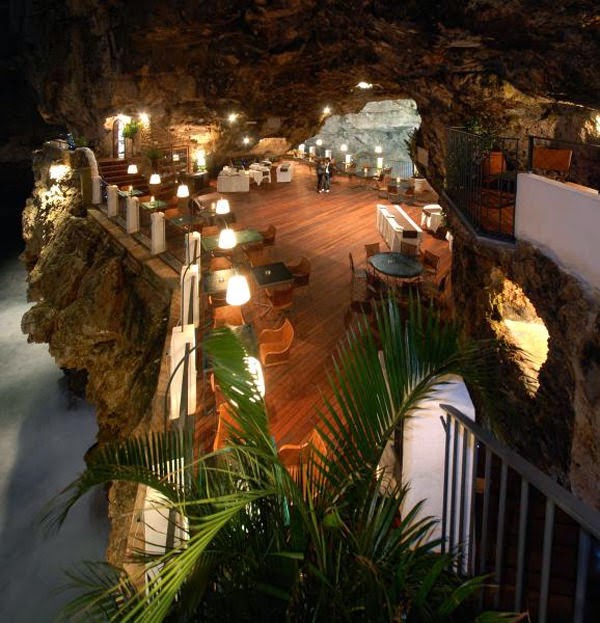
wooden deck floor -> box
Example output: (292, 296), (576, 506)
(193, 163), (452, 451)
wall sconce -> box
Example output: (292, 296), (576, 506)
(374, 145), (383, 154)
(172, 153), (180, 162)
(226, 274), (251, 305)
(345, 154), (353, 165)
(316, 139), (323, 146)
(325, 149), (332, 158)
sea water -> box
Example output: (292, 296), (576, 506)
(0, 251), (109, 622)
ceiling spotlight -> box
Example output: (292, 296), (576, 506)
(316, 139), (323, 146)
(340, 144), (348, 152)
(243, 136), (251, 145)
(228, 112), (239, 123)
(323, 106), (331, 115)
(357, 81), (373, 90)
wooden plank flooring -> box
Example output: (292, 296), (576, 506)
(194, 163), (452, 451)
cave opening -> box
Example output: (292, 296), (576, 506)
(492, 274), (549, 396)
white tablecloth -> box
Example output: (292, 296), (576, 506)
(276, 162), (294, 182)
(217, 173), (250, 192)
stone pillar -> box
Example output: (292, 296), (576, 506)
(79, 166), (92, 205)
(150, 212), (166, 255)
(169, 325), (197, 420)
(92, 175), (102, 205)
(107, 185), (118, 216)
(126, 196), (139, 233)
(180, 264), (200, 328)
(185, 231), (202, 266)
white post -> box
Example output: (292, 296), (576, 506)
(151, 212), (166, 255)
(180, 264), (200, 328)
(107, 185), (118, 216)
(185, 231), (202, 266)
(169, 326), (197, 419)
(126, 196), (140, 233)
(92, 175), (102, 205)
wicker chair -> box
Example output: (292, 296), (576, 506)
(400, 241), (419, 257)
(258, 224), (277, 246)
(258, 318), (295, 367)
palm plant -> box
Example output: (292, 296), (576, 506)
(46, 297), (512, 622)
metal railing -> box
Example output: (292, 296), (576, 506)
(445, 128), (519, 240)
(440, 404), (600, 622)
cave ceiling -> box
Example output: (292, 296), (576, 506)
(10, 0), (600, 153)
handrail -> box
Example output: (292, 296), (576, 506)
(440, 403), (600, 541)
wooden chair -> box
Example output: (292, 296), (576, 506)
(263, 283), (294, 319)
(286, 256), (311, 291)
(364, 242), (381, 261)
(258, 224), (276, 246)
(209, 256), (232, 271)
(423, 250), (440, 276)
(212, 305), (245, 328)
(349, 252), (367, 280)
(278, 430), (327, 485)
(202, 225), (219, 236)
(531, 147), (573, 181)
(245, 246), (271, 267)
(400, 241), (419, 257)
(213, 401), (237, 452)
(258, 318), (295, 367)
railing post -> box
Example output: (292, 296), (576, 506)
(168, 325), (196, 421)
(126, 195), (140, 233)
(151, 211), (166, 255)
(107, 184), (118, 217)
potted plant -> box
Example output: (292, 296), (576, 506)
(122, 120), (140, 156)
(144, 146), (164, 171)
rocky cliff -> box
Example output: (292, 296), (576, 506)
(21, 146), (173, 443)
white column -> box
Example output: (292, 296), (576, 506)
(107, 185), (118, 217)
(169, 325), (197, 419)
(151, 212), (166, 255)
(324, 149), (332, 158)
(92, 175), (101, 205)
(185, 231), (202, 265)
(126, 196), (140, 233)
(180, 264), (200, 328)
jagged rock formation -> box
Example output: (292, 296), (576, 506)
(21, 146), (172, 442)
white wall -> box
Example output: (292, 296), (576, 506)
(400, 375), (475, 564)
(515, 173), (600, 288)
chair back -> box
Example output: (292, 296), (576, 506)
(400, 241), (419, 257)
(348, 252), (356, 274)
(213, 402), (236, 452)
(364, 242), (380, 259)
(423, 250), (440, 272)
(209, 256), (232, 271)
(202, 225), (219, 236)
(268, 284), (295, 309)
(259, 224), (276, 245)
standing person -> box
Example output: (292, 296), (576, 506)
(323, 158), (332, 192)
(316, 158), (326, 192)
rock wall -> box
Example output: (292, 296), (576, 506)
(449, 211), (600, 507)
(21, 145), (173, 443)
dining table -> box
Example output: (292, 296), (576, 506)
(203, 268), (237, 294)
(250, 262), (294, 289)
(368, 252), (423, 279)
(140, 199), (167, 211)
(201, 228), (263, 252)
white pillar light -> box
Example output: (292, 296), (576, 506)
(215, 198), (230, 215)
(218, 227), (236, 249)
(298, 143), (305, 154)
(226, 275), (251, 305)
(345, 154), (352, 165)
(374, 145), (383, 154)
(126, 196), (140, 233)
(176, 183), (190, 198)
(376, 156), (384, 170)
(325, 149), (332, 158)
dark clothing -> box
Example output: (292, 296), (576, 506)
(316, 161), (326, 191)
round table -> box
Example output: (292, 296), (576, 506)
(368, 252), (423, 279)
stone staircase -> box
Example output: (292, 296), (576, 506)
(98, 158), (150, 196)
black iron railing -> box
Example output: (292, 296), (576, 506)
(440, 404), (600, 623)
(445, 128), (519, 240)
